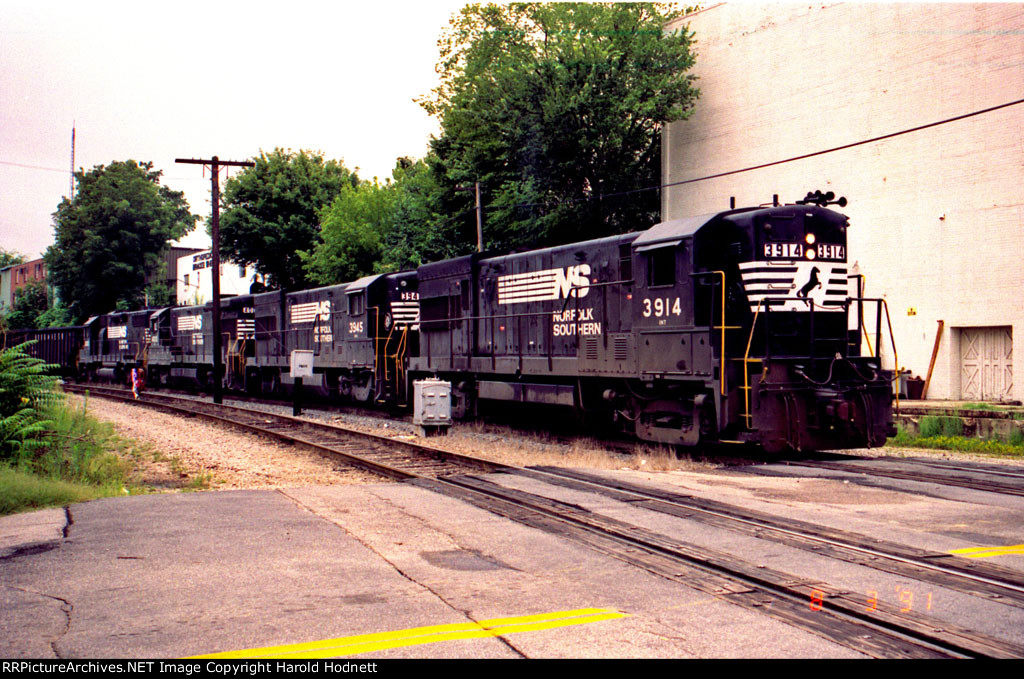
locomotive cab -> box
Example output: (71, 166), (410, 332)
(723, 200), (896, 451)
(622, 196), (895, 452)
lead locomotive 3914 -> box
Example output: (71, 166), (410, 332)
(21, 192), (897, 453)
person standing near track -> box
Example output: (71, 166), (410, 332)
(130, 366), (141, 399)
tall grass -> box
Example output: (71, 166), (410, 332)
(0, 343), (130, 515)
(918, 415), (963, 438)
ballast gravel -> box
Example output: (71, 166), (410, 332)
(70, 391), (1024, 495)
(69, 394), (382, 491)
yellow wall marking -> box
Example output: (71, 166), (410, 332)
(190, 607), (627, 659)
(949, 544), (1024, 559)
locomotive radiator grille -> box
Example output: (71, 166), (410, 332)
(613, 336), (629, 361)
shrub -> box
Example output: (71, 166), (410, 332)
(0, 342), (62, 462)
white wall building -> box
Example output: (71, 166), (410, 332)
(662, 2), (1023, 402)
(176, 251), (259, 306)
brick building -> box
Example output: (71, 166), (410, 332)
(0, 257), (47, 312)
(662, 3), (1022, 402)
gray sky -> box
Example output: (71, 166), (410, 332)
(0, 0), (467, 259)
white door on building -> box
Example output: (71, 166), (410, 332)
(960, 327), (1013, 400)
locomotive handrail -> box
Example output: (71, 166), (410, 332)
(847, 274), (879, 357)
(690, 270), (730, 396)
(738, 294), (845, 427)
(741, 298), (768, 427)
(847, 296), (900, 413)
(740, 295), (902, 427)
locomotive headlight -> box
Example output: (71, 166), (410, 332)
(805, 249), (817, 260)
(805, 233), (816, 245)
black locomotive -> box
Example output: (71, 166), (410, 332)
(7, 194), (897, 453)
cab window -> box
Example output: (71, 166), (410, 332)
(647, 248), (675, 287)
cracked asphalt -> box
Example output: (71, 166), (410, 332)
(0, 480), (865, 659)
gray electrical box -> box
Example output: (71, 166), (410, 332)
(413, 378), (452, 436)
(289, 350), (314, 378)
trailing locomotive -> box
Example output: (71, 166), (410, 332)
(13, 193), (897, 453)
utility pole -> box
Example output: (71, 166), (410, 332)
(474, 181), (483, 253)
(175, 156), (254, 404)
(69, 123), (76, 199)
(457, 181), (484, 252)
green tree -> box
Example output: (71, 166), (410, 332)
(219, 149), (358, 291)
(34, 303), (73, 329)
(301, 179), (397, 285)
(4, 280), (49, 330)
(0, 248), (25, 269)
(45, 161), (197, 323)
(421, 2), (699, 252)
(378, 157), (452, 271)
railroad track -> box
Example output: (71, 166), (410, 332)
(780, 457), (1024, 497)
(516, 466), (1024, 607)
(72, 384), (1024, 658)
(425, 472), (1024, 659)
(63, 384), (504, 480)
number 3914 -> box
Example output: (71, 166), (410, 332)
(642, 297), (682, 318)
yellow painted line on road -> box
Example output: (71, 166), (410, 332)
(949, 544), (1024, 559)
(190, 607), (627, 659)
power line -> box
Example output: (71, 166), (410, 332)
(495, 96), (1024, 212)
(660, 97), (1024, 191)
(0, 160), (210, 183)
(0, 160), (68, 173)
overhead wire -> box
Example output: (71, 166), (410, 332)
(486, 96), (1024, 213)
(4, 96), (1021, 214)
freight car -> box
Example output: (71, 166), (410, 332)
(1, 325), (83, 379)
(13, 193), (897, 453)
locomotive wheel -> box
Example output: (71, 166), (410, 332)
(352, 375), (374, 403)
(451, 380), (473, 419)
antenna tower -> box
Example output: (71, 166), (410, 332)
(69, 123), (76, 199)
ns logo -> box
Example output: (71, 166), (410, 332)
(556, 264), (591, 299)
(497, 263), (592, 305)
(314, 300), (331, 321)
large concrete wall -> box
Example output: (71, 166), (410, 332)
(662, 2), (1024, 402)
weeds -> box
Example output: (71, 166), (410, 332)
(0, 467), (105, 515)
(918, 415), (963, 438)
(185, 470), (215, 491)
(890, 425), (1024, 458)
(0, 344), (138, 514)
(0, 342), (62, 461)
